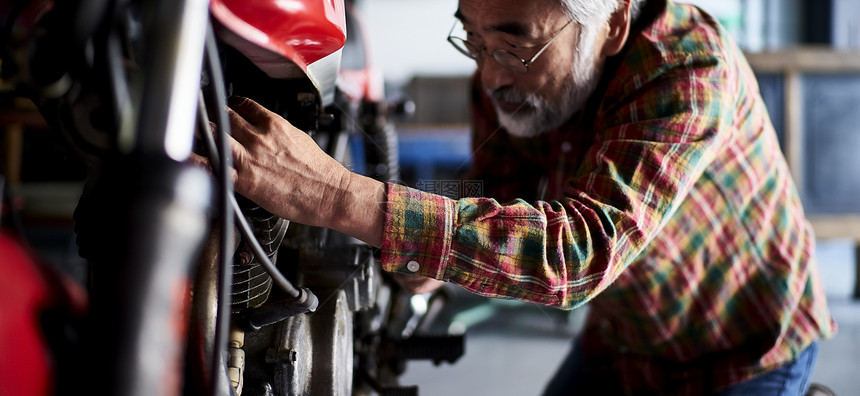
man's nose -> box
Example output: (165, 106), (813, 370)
(480, 57), (515, 91)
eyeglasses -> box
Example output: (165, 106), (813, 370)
(447, 19), (573, 74)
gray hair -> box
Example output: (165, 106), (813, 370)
(559, 0), (646, 26)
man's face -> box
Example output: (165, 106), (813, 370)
(457, 0), (608, 137)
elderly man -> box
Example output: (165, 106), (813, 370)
(217, 0), (835, 394)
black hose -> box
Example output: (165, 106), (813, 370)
(203, 22), (234, 396)
(200, 22), (317, 394)
(229, 196), (300, 298)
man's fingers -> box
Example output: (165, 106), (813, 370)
(226, 106), (256, 145)
(190, 131), (246, 170)
(188, 152), (213, 174)
(188, 143), (241, 189)
(224, 133), (247, 168)
(228, 96), (274, 127)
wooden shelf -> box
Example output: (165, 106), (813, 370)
(745, 47), (860, 73)
(809, 216), (860, 241)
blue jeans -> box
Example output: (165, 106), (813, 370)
(717, 342), (818, 396)
(542, 340), (819, 395)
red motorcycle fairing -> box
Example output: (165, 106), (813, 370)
(210, 0), (347, 105)
(0, 232), (87, 396)
(0, 233), (52, 396)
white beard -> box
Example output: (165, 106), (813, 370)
(489, 25), (603, 138)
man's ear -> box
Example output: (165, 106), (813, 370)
(601, 0), (632, 57)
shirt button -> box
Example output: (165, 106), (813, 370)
(561, 141), (572, 153)
(406, 260), (420, 272)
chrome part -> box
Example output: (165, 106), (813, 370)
(308, 290), (353, 395)
(135, 0), (209, 160)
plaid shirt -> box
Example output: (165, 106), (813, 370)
(380, 1), (836, 392)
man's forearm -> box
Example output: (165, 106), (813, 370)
(328, 172), (386, 248)
(329, 175), (447, 294)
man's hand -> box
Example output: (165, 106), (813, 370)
(192, 97), (449, 293)
(193, 96), (385, 247)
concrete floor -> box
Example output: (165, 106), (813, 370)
(400, 239), (860, 396)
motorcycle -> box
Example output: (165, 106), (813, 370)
(0, 0), (462, 395)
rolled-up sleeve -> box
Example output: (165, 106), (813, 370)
(381, 183), (458, 280)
